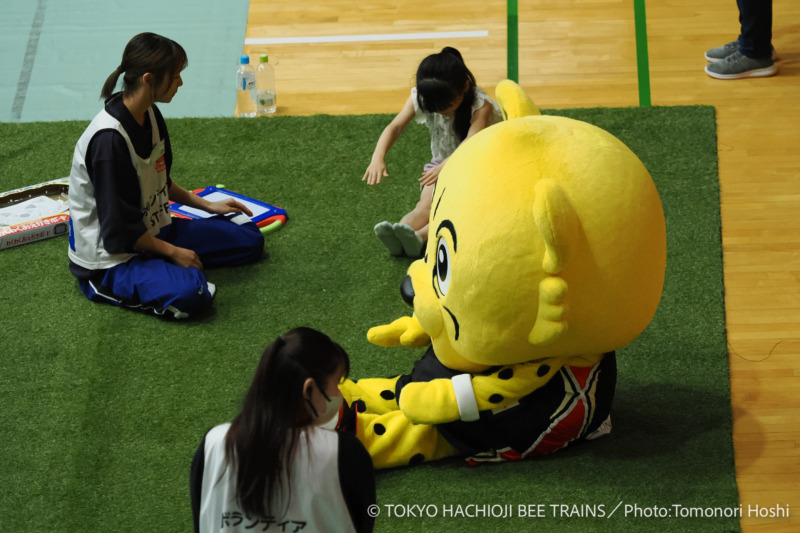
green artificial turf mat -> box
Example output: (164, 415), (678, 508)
(0, 106), (736, 532)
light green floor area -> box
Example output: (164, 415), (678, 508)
(1, 0), (250, 122)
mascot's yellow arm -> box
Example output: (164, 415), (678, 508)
(396, 354), (604, 425)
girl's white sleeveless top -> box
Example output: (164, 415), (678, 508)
(411, 86), (503, 163)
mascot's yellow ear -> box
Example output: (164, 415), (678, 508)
(533, 179), (577, 275)
(495, 79), (541, 120)
(529, 179), (578, 346)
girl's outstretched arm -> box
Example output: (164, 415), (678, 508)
(362, 96), (416, 185)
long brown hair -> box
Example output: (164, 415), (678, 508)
(224, 327), (350, 518)
(101, 32), (187, 100)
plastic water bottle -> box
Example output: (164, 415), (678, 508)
(236, 55), (257, 118)
(256, 54), (277, 115)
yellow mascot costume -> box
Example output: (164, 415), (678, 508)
(339, 81), (667, 469)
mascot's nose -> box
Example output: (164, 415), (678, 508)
(400, 275), (415, 306)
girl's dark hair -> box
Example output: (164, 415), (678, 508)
(224, 327), (350, 518)
(415, 47), (477, 141)
(101, 32), (188, 100)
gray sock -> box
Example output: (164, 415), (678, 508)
(392, 223), (424, 258)
(374, 221), (403, 256)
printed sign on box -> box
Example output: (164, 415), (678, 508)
(0, 178), (70, 251)
(0, 214), (71, 250)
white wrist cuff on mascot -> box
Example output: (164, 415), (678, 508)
(451, 374), (480, 422)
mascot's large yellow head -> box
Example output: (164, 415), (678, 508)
(407, 81), (667, 372)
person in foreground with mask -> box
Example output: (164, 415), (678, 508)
(190, 328), (375, 533)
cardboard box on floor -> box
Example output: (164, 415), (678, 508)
(0, 178), (70, 251)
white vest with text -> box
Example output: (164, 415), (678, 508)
(68, 107), (170, 270)
(199, 424), (356, 533)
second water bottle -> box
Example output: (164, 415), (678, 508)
(256, 54), (277, 115)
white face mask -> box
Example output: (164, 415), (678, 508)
(317, 393), (343, 428)
(306, 379), (343, 428)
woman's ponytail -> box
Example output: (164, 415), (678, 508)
(100, 66), (123, 100)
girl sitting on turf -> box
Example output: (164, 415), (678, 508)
(362, 47), (503, 258)
(190, 327), (375, 533)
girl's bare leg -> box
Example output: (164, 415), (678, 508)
(416, 223), (429, 243)
(393, 185), (434, 257)
(399, 184), (435, 232)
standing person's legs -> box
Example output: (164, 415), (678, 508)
(705, 0), (776, 80)
(738, 0), (773, 59)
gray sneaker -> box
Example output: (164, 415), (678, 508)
(704, 51), (777, 80)
(705, 40), (740, 62)
(705, 40), (779, 62)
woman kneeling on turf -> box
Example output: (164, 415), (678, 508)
(68, 32), (264, 319)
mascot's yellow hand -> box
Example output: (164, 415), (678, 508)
(397, 380), (461, 424)
(471, 359), (564, 410)
(367, 316), (431, 348)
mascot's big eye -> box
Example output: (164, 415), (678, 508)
(435, 236), (451, 295)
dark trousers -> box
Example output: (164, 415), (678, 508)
(78, 216), (264, 318)
(737, 0), (773, 59)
